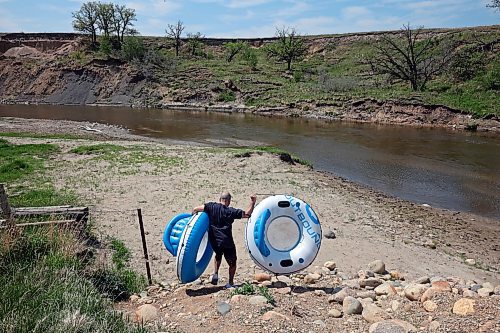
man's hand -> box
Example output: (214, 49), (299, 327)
(250, 194), (257, 204)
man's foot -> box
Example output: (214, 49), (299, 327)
(210, 273), (219, 285)
(224, 283), (235, 289)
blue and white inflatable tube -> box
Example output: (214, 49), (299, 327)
(163, 212), (213, 283)
(245, 195), (321, 275)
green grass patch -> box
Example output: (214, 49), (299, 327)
(232, 146), (312, 167)
(0, 227), (148, 333)
(8, 187), (78, 208)
(230, 282), (275, 306)
(0, 139), (58, 182)
(0, 132), (86, 140)
(70, 143), (127, 155)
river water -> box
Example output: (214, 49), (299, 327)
(1, 104), (499, 220)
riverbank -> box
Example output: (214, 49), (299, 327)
(2, 116), (499, 332)
(1, 116), (498, 284)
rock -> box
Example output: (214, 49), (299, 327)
(272, 280), (288, 288)
(343, 296), (363, 315)
(274, 275), (293, 284)
(249, 295), (268, 306)
(130, 294), (140, 303)
(391, 300), (400, 311)
(329, 287), (354, 304)
(375, 283), (397, 296)
(230, 295), (246, 303)
(462, 289), (477, 298)
(390, 271), (404, 281)
(421, 288), (440, 302)
(452, 298), (475, 315)
(428, 321), (440, 331)
(262, 310), (289, 321)
(477, 288), (492, 297)
(413, 276), (430, 284)
(314, 289), (327, 296)
(304, 273), (321, 284)
(344, 279), (361, 289)
(328, 308), (343, 318)
(275, 287), (292, 295)
(423, 300), (437, 312)
(134, 304), (158, 323)
(470, 284), (482, 292)
(479, 320), (496, 332)
(404, 284), (427, 301)
(356, 290), (377, 300)
(424, 239), (437, 249)
(368, 260), (386, 274)
(360, 278), (383, 288)
(313, 319), (326, 327)
(369, 319), (417, 333)
(465, 258), (476, 266)
(254, 273), (272, 282)
(362, 303), (390, 323)
(324, 261), (337, 271)
(216, 301), (231, 315)
(495, 285), (500, 294)
(260, 280), (272, 287)
(324, 230), (336, 239)
(431, 281), (451, 292)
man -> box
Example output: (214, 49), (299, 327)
(193, 192), (256, 288)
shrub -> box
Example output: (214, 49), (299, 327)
(98, 36), (113, 56)
(217, 90), (236, 102)
(121, 36), (145, 61)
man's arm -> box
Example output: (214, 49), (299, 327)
(242, 194), (257, 218)
(192, 204), (205, 215)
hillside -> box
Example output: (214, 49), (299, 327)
(0, 26), (499, 131)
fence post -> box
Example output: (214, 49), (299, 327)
(0, 184), (14, 227)
(137, 208), (152, 285)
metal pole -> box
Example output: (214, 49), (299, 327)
(137, 208), (152, 285)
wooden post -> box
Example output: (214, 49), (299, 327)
(0, 184), (14, 227)
(137, 208), (152, 285)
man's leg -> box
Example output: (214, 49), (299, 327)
(211, 251), (223, 285)
(224, 247), (237, 286)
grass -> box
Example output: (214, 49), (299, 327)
(0, 132), (86, 140)
(70, 144), (183, 175)
(0, 227), (148, 333)
(230, 282), (276, 306)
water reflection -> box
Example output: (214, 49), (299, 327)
(1, 104), (499, 219)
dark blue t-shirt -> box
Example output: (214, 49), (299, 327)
(204, 202), (244, 249)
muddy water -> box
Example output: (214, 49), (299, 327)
(1, 104), (499, 220)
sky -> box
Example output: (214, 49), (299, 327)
(0, 0), (498, 38)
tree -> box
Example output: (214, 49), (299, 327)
(186, 32), (205, 56)
(369, 24), (454, 91)
(266, 27), (307, 71)
(241, 44), (258, 70)
(224, 41), (246, 62)
(113, 4), (137, 45)
(166, 20), (185, 57)
(96, 2), (115, 37)
(72, 1), (99, 46)
(487, 0), (500, 10)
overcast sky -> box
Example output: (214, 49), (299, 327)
(0, 0), (498, 38)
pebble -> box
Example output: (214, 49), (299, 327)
(324, 260), (337, 271)
(362, 303), (389, 323)
(360, 278), (383, 289)
(413, 276), (430, 284)
(368, 260), (386, 274)
(369, 319), (417, 333)
(375, 283), (397, 296)
(216, 301), (231, 315)
(262, 310), (289, 321)
(465, 258), (476, 266)
(249, 295), (268, 306)
(404, 284), (427, 301)
(452, 298), (475, 315)
(254, 272), (272, 282)
(303, 273), (321, 284)
(477, 288), (492, 297)
(328, 308), (343, 318)
(135, 304), (158, 323)
(423, 300), (437, 312)
(324, 230), (336, 239)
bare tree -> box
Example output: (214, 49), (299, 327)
(72, 1), (99, 46)
(166, 20), (185, 57)
(369, 24), (454, 91)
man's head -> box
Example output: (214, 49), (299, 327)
(220, 192), (232, 206)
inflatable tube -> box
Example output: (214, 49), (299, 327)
(245, 195), (321, 275)
(163, 212), (213, 283)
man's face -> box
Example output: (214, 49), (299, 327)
(220, 197), (231, 207)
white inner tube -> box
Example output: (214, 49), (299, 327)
(245, 194), (322, 275)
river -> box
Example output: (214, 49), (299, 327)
(1, 104), (499, 220)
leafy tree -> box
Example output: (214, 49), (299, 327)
(121, 36), (145, 61)
(96, 2), (115, 37)
(186, 32), (205, 56)
(368, 24), (454, 91)
(487, 0), (500, 10)
(99, 35), (113, 56)
(241, 44), (258, 70)
(224, 41), (246, 62)
(72, 1), (99, 46)
(113, 4), (137, 45)
(266, 27), (307, 71)
(166, 20), (185, 57)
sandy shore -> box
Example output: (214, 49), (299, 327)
(1, 116), (498, 285)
